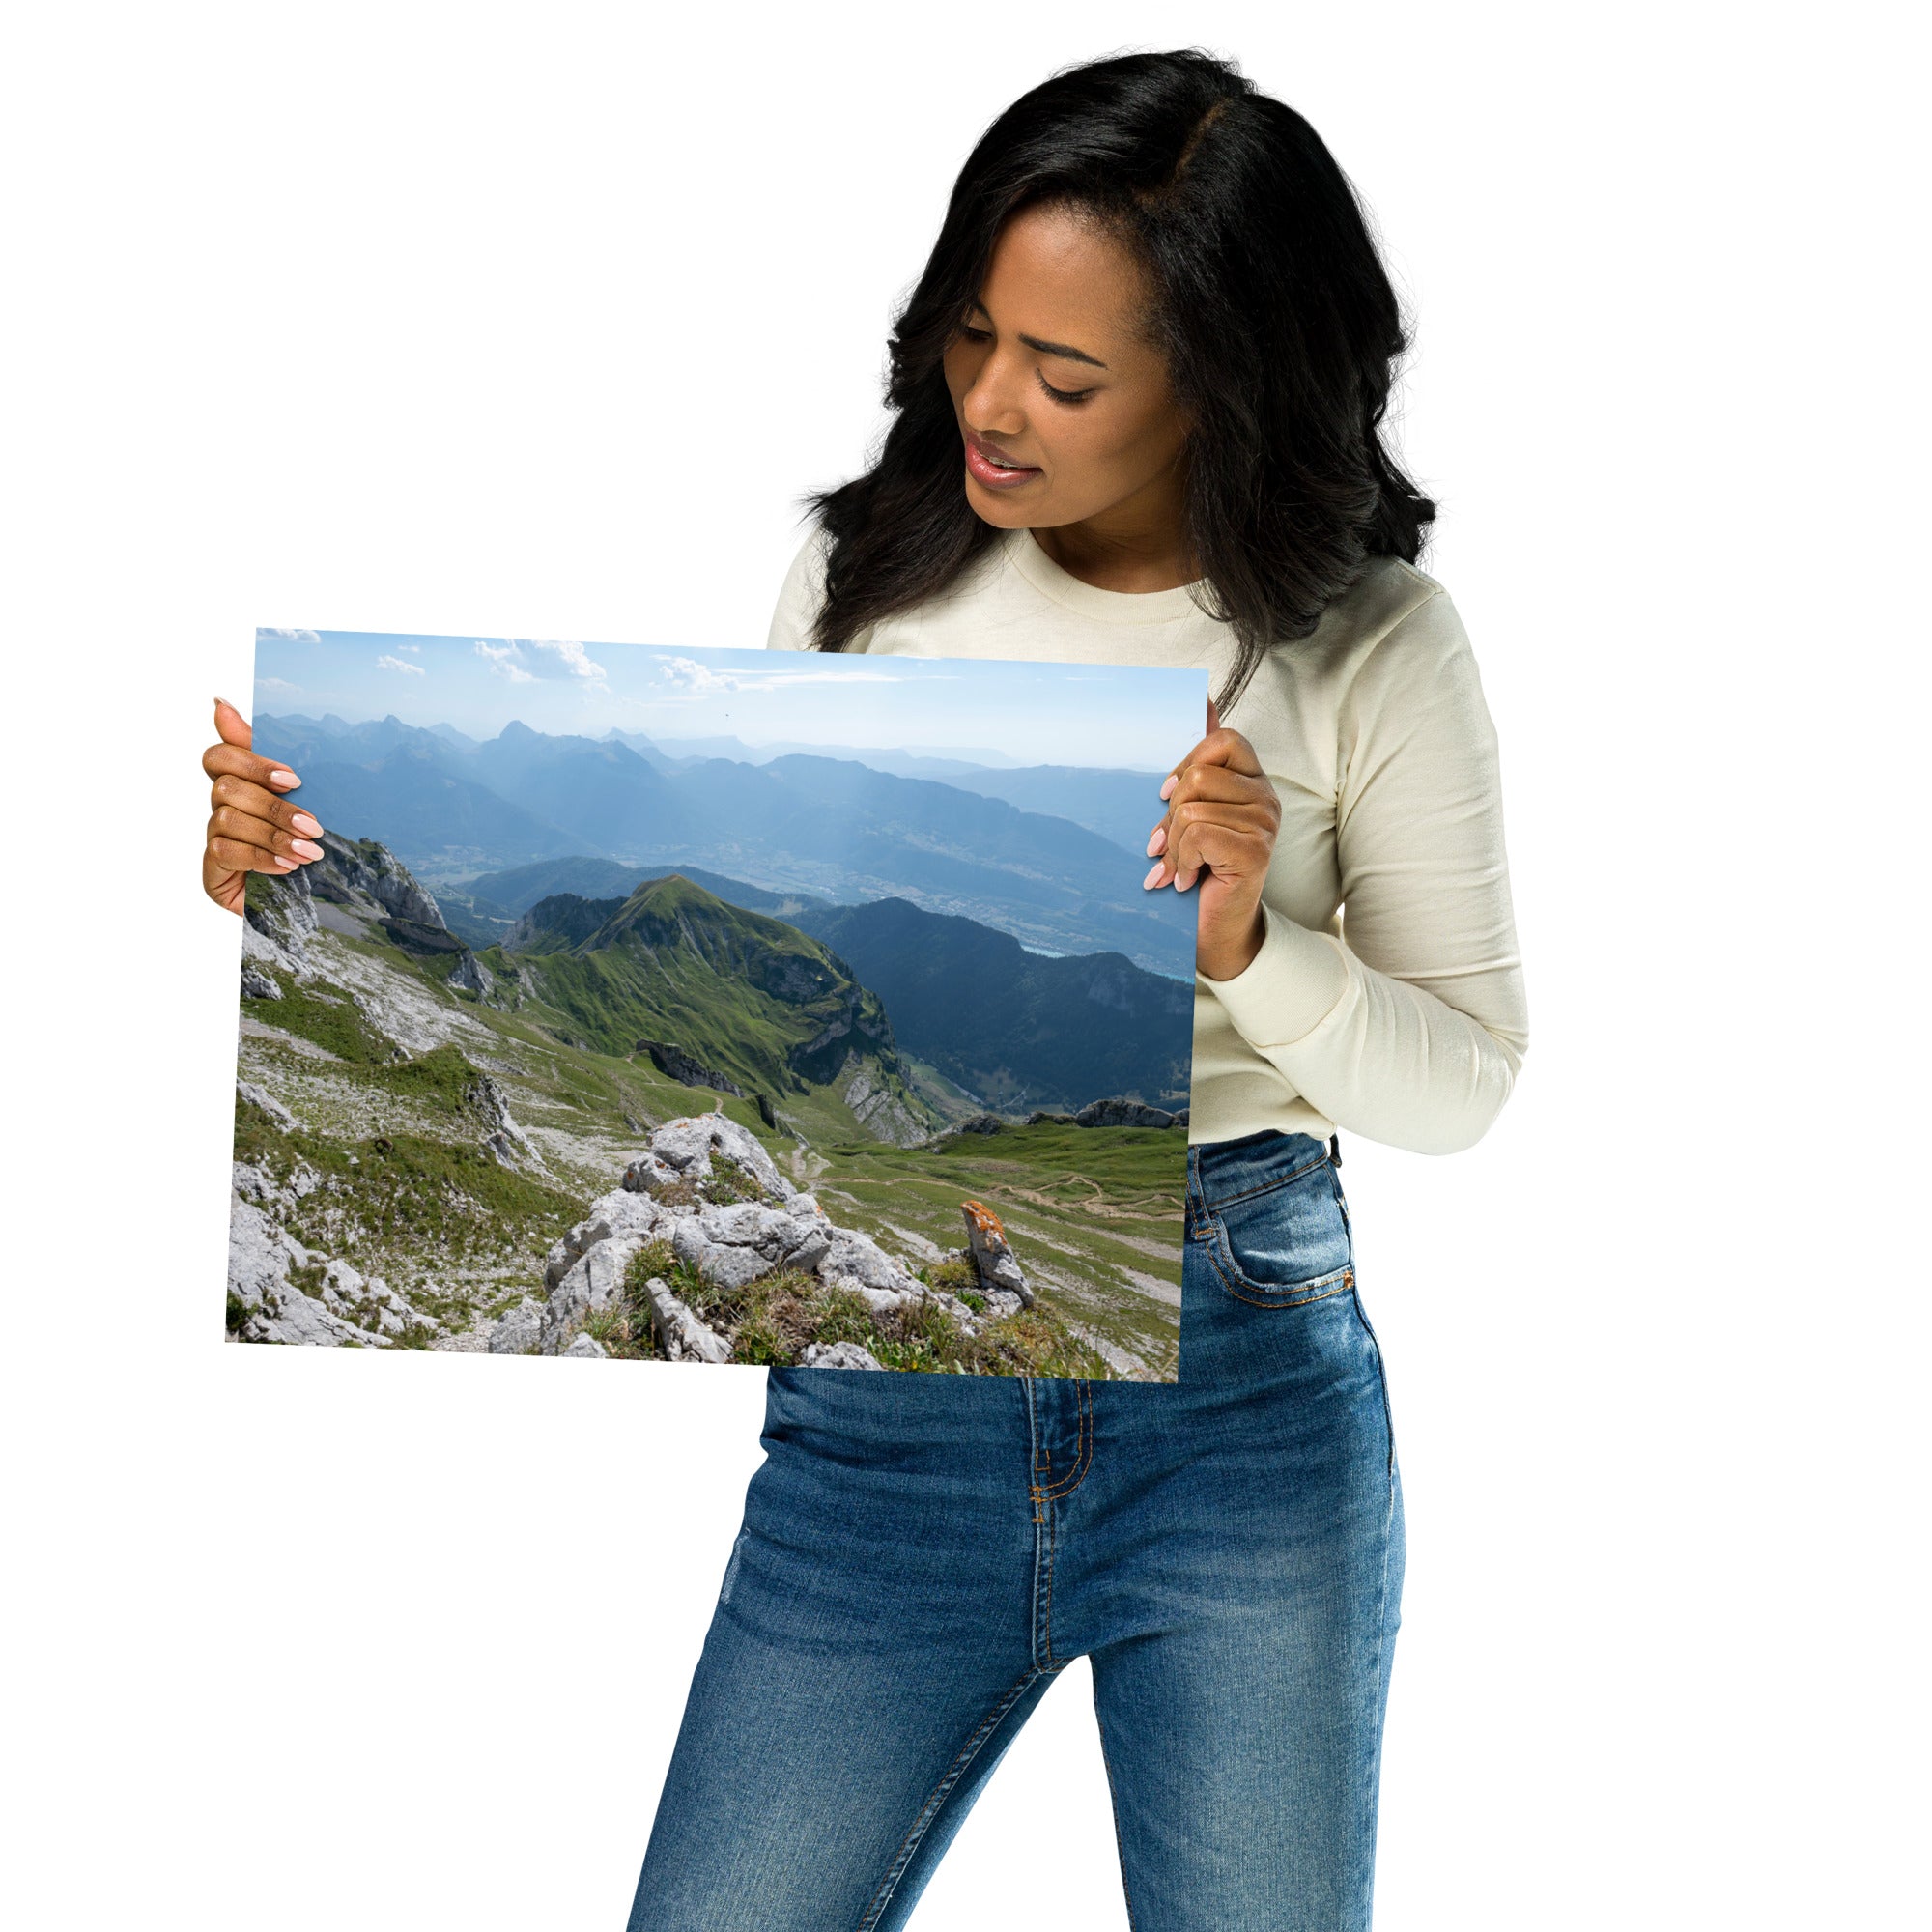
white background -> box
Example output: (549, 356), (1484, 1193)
(3, 3), (1923, 1926)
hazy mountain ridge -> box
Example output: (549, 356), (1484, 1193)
(251, 713), (1198, 980)
(781, 896), (1193, 1114)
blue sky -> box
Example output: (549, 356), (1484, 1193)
(253, 629), (1209, 770)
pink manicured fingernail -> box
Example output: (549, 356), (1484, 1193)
(268, 769), (298, 788)
(1146, 826), (1167, 856)
(291, 839), (323, 861)
(291, 811), (322, 836)
(272, 855), (298, 869)
(1159, 775), (1178, 799)
(1143, 862), (1165, 889)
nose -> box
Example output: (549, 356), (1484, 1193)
(959, 348), (1029, 438)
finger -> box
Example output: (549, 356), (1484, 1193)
(1151, 815), (1275, 889)
(203, 739), (300, 792)
(1161, 762), (1274, 810)
(1160, 725), (1262, 798)
(1146, 805), (1275, 890)
(207, 831), (302, 876)
(213, 696), (253, 753)
(1146, 769), (1276, 862)
(210, 804), (325, 864)
(209, 772), (323, 838)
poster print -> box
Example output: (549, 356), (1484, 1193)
(227, 628), (1206, 1380)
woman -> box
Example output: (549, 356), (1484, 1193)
(201, 49), (1527, 1932)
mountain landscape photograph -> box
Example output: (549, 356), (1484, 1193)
(229, 627), (1209, 1380)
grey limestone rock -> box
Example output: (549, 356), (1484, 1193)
(622, 1112), (795, 1205)
(639, 1276), (733, 1364)
(563, 1331), (608, 1358)
(237, 1080), (297, 1133)
(670, 1202), (832, 1293)
(961, 1201), (1032, 1308)
(799, 1340), (885, 1371)
(540, 1235), (646, 1355)
(488, 1298), (546, 1355)
(447, 949), (495, 997)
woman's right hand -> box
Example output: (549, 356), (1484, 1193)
(201, 697), (327, 916)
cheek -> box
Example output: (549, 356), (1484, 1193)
(1043, 411), (1143, 498)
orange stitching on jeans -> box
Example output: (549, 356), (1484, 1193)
(1204, 1235), (1355, 1309)
(1038, 1379), (1094, 1498)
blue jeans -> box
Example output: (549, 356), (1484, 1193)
(625, 1129), (1405, 1930)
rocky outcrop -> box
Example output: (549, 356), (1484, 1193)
(786, 984), (903, 1088)
(310, 831), (447, 931)
(227, 1163), (442, 1347)
(961, 1200), (1032, 1310)
(464, 1070), (542, 1168)
(800, 1340), (884, 1370)
(841, 1065), (929, 1149)
(237, 1079), (297, 1133)
(242, 833), (470, 984)
(242, 860), (318, 980)
(635, 1038), (745, 1097)
(482, 1112), (986, 1364)
(447, 950), (494, 997)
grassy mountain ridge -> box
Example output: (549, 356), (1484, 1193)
(502, 874), (939, 1139)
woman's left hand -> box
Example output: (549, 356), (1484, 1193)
(1145, 696), (1281, 981)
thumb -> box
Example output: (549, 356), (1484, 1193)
(213, 696), (252, 752)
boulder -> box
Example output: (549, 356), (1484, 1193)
(487, 1297), (545, 1355)
(670, 1202), (832, 1293)
(799, 1341), (885, 1371)
(541, 1235), (647, 1355)
(622, 1112), (794, 1204)
(961, 1200), (1032, 1308)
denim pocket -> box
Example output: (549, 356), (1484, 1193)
(1200, 1153), (1355, 1308)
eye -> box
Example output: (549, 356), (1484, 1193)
(957, 323), (992, 343)
(1037, 371), (1094, 406)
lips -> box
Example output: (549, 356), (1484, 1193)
(963, 431), (1041, 488)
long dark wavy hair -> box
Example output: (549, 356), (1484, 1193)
(803, 47), (1435, 714)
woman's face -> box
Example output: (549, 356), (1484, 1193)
(941, 202), (1190, 538)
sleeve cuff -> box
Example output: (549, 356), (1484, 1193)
(1196, 899), (1351, 1050)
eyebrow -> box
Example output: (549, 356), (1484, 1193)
(968, 301), (1108, 369)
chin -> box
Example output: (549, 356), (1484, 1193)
(963, 481), (1038, 528)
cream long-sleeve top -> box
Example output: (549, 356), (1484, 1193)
(765, 523), (1529, 1156)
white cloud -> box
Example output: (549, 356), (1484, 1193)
(258, 676), (302, 696)
(650, 653), (923, 695)
(472, 637), (605, 687)
(377, 654), (426, 677)
(257, 626), (321, 643)
(474, 639), (536, 684)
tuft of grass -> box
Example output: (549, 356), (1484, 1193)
(249, 982), (393, 1064)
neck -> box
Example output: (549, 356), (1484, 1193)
(1027, 472), (1197, 593)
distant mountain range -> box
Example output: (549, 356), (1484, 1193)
(507, 878), (1191, 1116)
(253, 713), (1199, 980)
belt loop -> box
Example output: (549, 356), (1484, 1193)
(1328, 1131), (1342, 1168)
